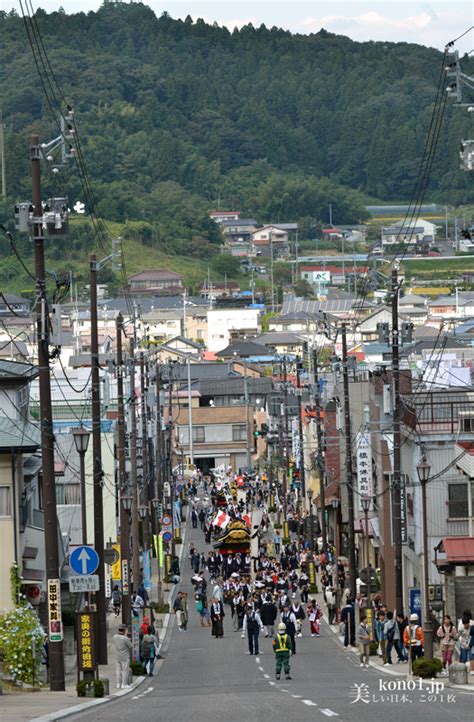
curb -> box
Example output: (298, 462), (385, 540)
(322, 613), (474, 694)
(29, 515), (189, 722)
(29, 675), (148, 722)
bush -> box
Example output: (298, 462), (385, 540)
(151, 602), (170, 614)
(413, 657), (442, 678)
(77, 679), (105, 698)
(175, 537), (182, 544)
(369, 641), (379, 656)
(282, 537), (291, 545)
(273, 522), (282, 530)
(130, 660), (146, 676)
(0, 606), (45, 685)
(309, 584), (318, 593)
(267, 506), (276, 513)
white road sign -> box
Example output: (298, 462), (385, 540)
(69, 575), (100, 593)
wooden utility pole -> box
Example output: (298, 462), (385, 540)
(116, 314), (131, 626)
(129, 339), (140, 592)
(90, 254), (107, 664)
(342, 324), (357, 600)
(31, 134), (65, 691)
(312, 347), (327, 552)
(391, 266), (403, 613)
(296, 357), (306, 499)
(140, 352), (150, 553)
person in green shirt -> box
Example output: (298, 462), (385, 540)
(273, 622), (292, 680)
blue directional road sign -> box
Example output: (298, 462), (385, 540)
(70, 546), (100, 576)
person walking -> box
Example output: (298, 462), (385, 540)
(307, 599), (321, 637)
(173, 591), (188, 631)
(112, 585), (121, 617)
(436, 614), (458, 675)
(375, 610), (387, 663)
(260, 594), (278, 638)
(191, 507), (198, 528)
(113, 625), (132, 689)
(325, 586), (336, 625)
(210, 596), (225, 638)
(358, 614), (371, 668)
(242, 604), (264, 655)
(273, 622), (292, 680)
(141, 625), (159, 677)
(403, 613), (424, 662)
(384, 611), (400, 665)
(281, 604), (297, 654)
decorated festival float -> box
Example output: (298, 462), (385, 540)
(213, 517), (251, 557)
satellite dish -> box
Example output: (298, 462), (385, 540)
(73, 201), (85, 214)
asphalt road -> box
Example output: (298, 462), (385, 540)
(69, 518), (470, 722)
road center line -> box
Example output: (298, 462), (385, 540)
(255, 656), (260, 663)
(292, 694), (302, 698)
(302, 699), (317, 706)
(320, 709), (339, 717)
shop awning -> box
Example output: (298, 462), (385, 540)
(435, 537), (474, 566)
(315, 480), (340, 508)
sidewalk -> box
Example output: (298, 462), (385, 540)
(314, 586), (474, 694)
(1, 518), (186, 722)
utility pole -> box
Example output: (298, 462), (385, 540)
(90, 254), (107, 664)
(116, 314), (131, 626)
(391, 266), (403, 613)
(140, 352), (150, 554)
(312, 347), (327, 552)
(341, 324), (357, 600)
(243, 358), (251, 471)
(155, 364), (164, 605)
(129, 339), (140, 592)
(31, 134), (65, 691)
(187, 357), (194, 466)
(167, 363), (176, 558)
(296, 357), (306, 499)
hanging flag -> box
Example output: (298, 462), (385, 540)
(213, 511), (230, 529)
(243, 514), (251, 528)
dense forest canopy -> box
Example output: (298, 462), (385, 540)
(0, 3), (472, 261)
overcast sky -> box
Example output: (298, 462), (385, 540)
(4, 1), (473, 53)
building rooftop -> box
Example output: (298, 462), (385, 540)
(0, 417), (40, 451)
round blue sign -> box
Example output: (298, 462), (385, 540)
(162, 531), (172, 542)
(70, 545), (100, 576)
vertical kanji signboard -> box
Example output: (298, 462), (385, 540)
(77, 611), (96, 672)
(47, 578), (63, 642)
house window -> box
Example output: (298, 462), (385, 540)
(448, 483), (468, 518)
(0, 486), (12, 517)
(232, 424), (247, 441)
(192, 426), (205, 443)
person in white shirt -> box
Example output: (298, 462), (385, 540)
(242, 605), (264, 655)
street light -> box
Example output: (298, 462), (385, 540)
(307, 488), (314, 549)
(138, 505), (148, 519)
(417, 455), (433, 660)
(72, 425), (91, 545)
(121, 495), (133, 512)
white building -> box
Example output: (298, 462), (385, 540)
(207, 308), (261, 353)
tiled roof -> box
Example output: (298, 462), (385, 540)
(0, 359), (38, 381)
(0, 417), (40, 450)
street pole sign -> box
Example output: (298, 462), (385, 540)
(70, 546), (100, 576)
(69, 575), (100, 593)
(122, 559), (129, 594)
(77, 611), (96, 672)
(47, 578), (63, 643)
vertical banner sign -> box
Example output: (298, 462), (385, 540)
(111, 543), (121, 581)
(47, 578), (63, 642)
(283, 521), (289, 539)
(164, 553), (172, 579)
(131, 616), (140, 662)
(77, 611), (96, 671)
(356, 432), (373, 511)
(143, 548), (152, 593)
(158, 534), (163, 567)
(153, 534), (159, 561)
(308, 560), (316, 589)
(365, 607), (374, 641)
(122, 559), (129, 594)
(400, 475), (408, 544)
(105, 572), (112, 599)
(409, 588), (422, 625)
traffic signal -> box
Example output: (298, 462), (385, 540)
(253, 429), (261, 438)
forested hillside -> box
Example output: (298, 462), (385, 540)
(0, 3), (472, 262)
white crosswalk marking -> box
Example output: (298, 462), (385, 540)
(320, 709), (339, 716)
(302, 699), (317, 706)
